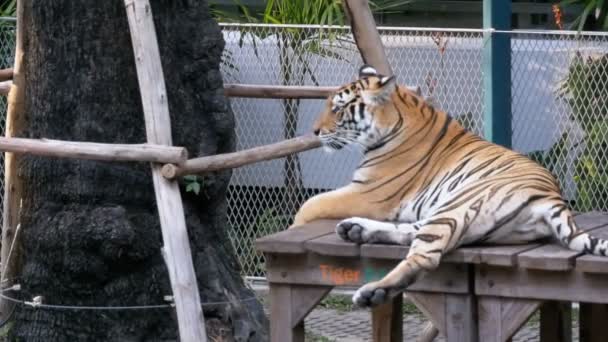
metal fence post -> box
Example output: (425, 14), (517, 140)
(483, 0), (512, 147)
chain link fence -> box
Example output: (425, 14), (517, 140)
(221, 23), (608, 277)
(510, 30), (608, 212)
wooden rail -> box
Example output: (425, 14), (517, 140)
(161, 134), (321, 179)
(0, 137), (187, 163)
(0, 68), (12, 82)
(224, 84), (337, 99)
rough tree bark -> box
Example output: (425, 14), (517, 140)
(9, 0), (267, 341)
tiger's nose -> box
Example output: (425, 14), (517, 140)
(314, 129), (320, 135)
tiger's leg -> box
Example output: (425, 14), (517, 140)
(292, 185), (379, 227)
(336, 217), (418, 245)
(352, 216), (457, 307)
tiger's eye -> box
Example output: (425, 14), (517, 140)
(331, 106), (340, 113)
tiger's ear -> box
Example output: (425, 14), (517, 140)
(361, 75), (396, 105)
(359, 64), (378, 78)
(405, 85), (422, 96)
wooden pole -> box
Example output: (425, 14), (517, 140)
(0, 137), (187, 163)
(224, 84), (336, 99)
(483, 0), (512, 147)
(342, 0), (392, 75)
(0, 0), (25, 324)
(124, 1), (207, 342)
(161, 134), (321, 179)
(0, 68), (12, 82)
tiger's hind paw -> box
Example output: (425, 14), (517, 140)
(352, 283), (389, 307)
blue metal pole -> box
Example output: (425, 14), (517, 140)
(483, 0), (512, 148)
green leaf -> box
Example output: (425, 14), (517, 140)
(183, 175), (198, 182)
(186, 182), (201, 195)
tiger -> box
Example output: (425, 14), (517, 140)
(292, 65), (608, 308)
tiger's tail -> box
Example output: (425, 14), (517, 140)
(545, 204), (608, 256)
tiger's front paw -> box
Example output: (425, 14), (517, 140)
(352, 282), (390, 307)
(336, 218), (367, 244)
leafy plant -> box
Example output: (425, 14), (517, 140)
(182, 175), (205, 196)
(0, 0), (15, 17)
(544, 52), (608, 210)
(560, 0), (608, 31)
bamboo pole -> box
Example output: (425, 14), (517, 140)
(161, 134), (321, 179)
(0, 137), (188, 164)
(224, 84), (337, 99)
(124, 1), (207, 341)
(0, 0), (25, 324)
(343, 0), (393, 75)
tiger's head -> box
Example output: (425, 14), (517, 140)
(313, 65), (422, 152)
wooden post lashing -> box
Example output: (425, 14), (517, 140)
(0, 0), (26, 324)
(123, 1), (207, 341)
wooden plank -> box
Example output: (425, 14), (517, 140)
(361, 243), (540, 267)
(0, 137), (187, 164)
(269, 284), (305, 342)
(372, 295), (403, 342)
(579, 303), (608, 342)
(306, 233), (360, 257)
(265, 254), (470, 293)
(256, 220), (335, 254)
(540, 301), (572, 342)
(360, 244), (408, 259)
(290, 285), (332, 328)
(445, 294), (478, 342)
(478, 297), (503, 342)
(223, 84), (336, 99)
(478, 297), (539, 342)
(502, 298), (541, 340)
(446, 244), (541, 267)
(517, 244), (581, 271)
(576, 255), (608, 274)
(162, 134), (321, 179)
(342, 0), (392, 75)
(407, 292), (446, 335)
(476, 266), (608, 303)
(124, 1), (206, 341)
(0, 0), (25, 323)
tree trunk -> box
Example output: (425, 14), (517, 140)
(9, 1), (267, 341)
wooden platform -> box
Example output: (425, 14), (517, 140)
(256, 212), (608, 342)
